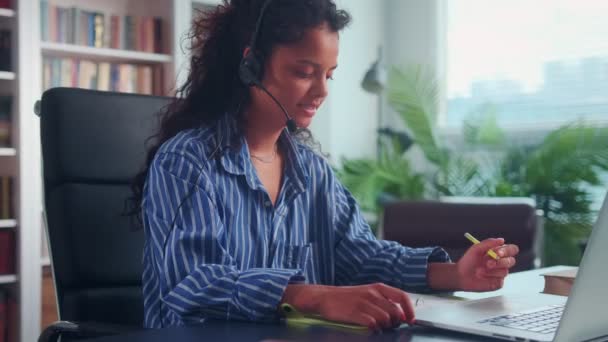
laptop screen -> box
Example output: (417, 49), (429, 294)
(554, 193), (608, 342)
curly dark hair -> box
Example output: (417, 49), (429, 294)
(128, 0), (351, 226)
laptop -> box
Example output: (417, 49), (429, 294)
(415, 193), (608, 342)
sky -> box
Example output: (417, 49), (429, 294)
(447, 0), (608, 98)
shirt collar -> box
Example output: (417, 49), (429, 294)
(217, 113), (310, 193)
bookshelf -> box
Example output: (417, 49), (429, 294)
(0, 70), (15, 80)
(5, 0), (199, 341)
(5, 0), (230, 340)
(0, 7), (15, 18)
(41, 42), (173, 64)
(0, 274), (17, 285)
(191, 0), (222, 5)
(0, 147), (16, 156)
(0, 1), (18, 341)
(0, 219), (17, 228)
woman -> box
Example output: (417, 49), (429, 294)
(132, 0), (520, 330)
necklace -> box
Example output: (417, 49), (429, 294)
(250, 145), (278, 164)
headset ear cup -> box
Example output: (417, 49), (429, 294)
(239, 54), (262, 86)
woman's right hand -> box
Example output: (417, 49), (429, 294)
(281, 283), (415, 330)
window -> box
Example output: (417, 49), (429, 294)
(445, 0), (608, 130)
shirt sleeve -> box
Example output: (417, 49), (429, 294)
(332, 180), (451, 293)
(144, 152), (304, 323)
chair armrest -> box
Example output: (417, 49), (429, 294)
(38, 320), (141, 342)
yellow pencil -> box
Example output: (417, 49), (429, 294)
(464, 232), (500, 260)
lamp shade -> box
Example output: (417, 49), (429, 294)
(361, 61), (387, 94)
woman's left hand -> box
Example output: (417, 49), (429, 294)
(456, 238), (520, 292)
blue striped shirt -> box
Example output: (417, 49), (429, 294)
(142, 113), (450, 328)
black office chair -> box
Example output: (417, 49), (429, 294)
(37, 88), (171, 342)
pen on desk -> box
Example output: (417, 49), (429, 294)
(464, 232), (500, 260)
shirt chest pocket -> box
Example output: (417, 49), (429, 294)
(274, 242), (312, 270)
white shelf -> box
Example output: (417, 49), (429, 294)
(0, 8), (15, 18)
(0, 147), (17, 156)
(0, 219), (17, 228)
(0, 71), (16, 80)
(41, 42), (173, 64)
(191, 0), (221, 5)
(0, 274), (17, 284)
(41, 257), (51, 267)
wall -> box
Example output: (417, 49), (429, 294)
(382, 0), (445, 128)
(309, 0), (385, 164)
(311, 0), (445, 166)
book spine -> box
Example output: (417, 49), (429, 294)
(110, 15), (119, 49)
(40, 0), (48, 41)
(0, 30), (10, 71)
(49, 3), (57, 42)
(153, 17), (162, 53)
(72, 7), (81, 45)
(88, 12), (95, 47)
(0, 96), (11, 147)
(0, 229), (15, 274)
(103, 12), (111, 48)
(0, 290), (5, 342)
(0, 176), (11, 219)
(94, 12), (104, 48)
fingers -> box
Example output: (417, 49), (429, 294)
(474, 238), (505, 257)
(477, 267), (509, 278)
(487, 256), (516, 269)
(373, 283), (415, 325)
(360, 301), (398, 329)
(494, 244), (520, 258)
(353, 312), (378, 331)
(490, 278), (505, 290)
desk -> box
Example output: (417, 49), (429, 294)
(84, 266), (572, 342)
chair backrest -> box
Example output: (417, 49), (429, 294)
(382, 199), (539, 272)
(40, 88), (170, 326)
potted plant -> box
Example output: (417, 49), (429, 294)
(337, 65), (608, 266)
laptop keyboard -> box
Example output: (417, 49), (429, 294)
(477, 304), (565, 335)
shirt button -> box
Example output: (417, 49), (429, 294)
(265, 200), (272, 207)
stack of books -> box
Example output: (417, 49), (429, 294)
(40, 0), (164, 53)
(542, 267), (577, 297)
(43, 57), (158, 95)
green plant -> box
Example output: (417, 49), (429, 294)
(495, 126), (608, 265)
(337, 64), (608, 266)
(337, 134), (426, 222)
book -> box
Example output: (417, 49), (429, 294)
(0, 0), (11, 9)
(94, 12), (104, 48)
(0, 229), (15, 275)
(0, 96), (11, 147)
(42, 56), (157, 94)
(0, 177), (12, 220)
(281, 303), (368, 332)
(0, 291), (5, 342)
(0, 30), (11, 72)
(40, 0), (49, 41)
(542, 267), (577, 296)
(39, 3), (164, 53)
(6, 294), (15, 342)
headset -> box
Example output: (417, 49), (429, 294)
(239, 0), (299, 133)
(158, 0), (294, 326)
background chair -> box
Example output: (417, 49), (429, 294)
(38, 88), (170, 341)
(381, 198), (541, 272)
